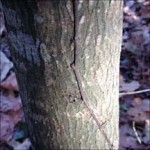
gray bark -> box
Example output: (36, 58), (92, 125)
(1, 0), (123, 149)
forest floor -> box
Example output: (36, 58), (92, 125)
(0, 0), (150, 149)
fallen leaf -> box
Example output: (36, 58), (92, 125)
(0, 51), (13, 82)
(141, 99), (150, 112)
(8, 139), (31, 150)
(0, 114), (14, 141)
(120, 81), (140, 92)
(127, 99), (150, 123)
(143, 120), (150, 144)
(0, 72), (18, 91)
(0, 96), (21, 112)
(131, 97), (142, 107)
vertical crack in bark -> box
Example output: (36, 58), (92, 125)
(70, 0), (114, 149)
(71, 0), (77, 66)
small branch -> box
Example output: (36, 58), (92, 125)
(119, 89), (150, 96)
(132, 121), (142, 144)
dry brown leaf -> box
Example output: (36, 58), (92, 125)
(143, 119), (150, 144)
(0, 114), (14, 141)
(120, 81), (140, 92)
(131, 97), (142, 107)
(0, 72), (18, 91)
(0, 95), (21, 112)
(141, 99), (150, 112)
(7, 138), (31, 150)
(0, 95), (23, 142)
(0, 51), (13, 82)
(127, 99), (150, 123)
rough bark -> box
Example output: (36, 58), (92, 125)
(2, 0), (123, 149)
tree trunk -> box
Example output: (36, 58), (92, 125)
(2, 0), (123, 149)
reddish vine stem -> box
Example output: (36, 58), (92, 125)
(71, 1), (114, 149)
(70, 64), (114, 150)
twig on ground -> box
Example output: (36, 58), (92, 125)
(119, 89), (150, 96)
(132, 121), (142, 144)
